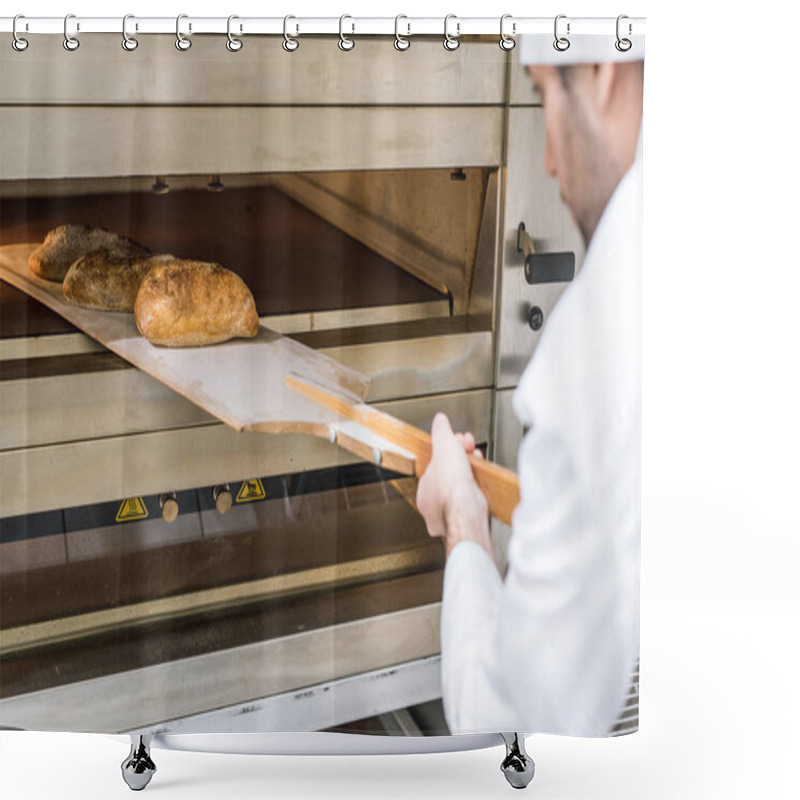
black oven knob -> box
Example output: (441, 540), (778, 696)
(527, 306), (544, 331)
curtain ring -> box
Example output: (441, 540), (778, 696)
(122, 14), (138, 51)
(283, 15), (299, 51)
(394, 15), (410, 51)
(12, 15), (29, 52)
(339, 14), (355, 51)
(615, 15), (632, 52)
(554, 14), (571, 51)
(175, 14), (191, 50)
(227, 15), (243, 51)
(443, 14), (460, 51)
(63, 13), (80, 51)
(499, 14), (516, 51)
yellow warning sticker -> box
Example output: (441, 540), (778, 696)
(236, 479), (266, 504)
(116, 497), (149, 523)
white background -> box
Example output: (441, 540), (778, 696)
(2, 1), (799, 798)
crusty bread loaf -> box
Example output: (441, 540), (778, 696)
(63, 250), (176, 312)
(135, 261), (259, 347)
(28, 225), (150, 282)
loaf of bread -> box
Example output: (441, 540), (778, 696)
(134, 261), (260, 347)
(29, 225), (150, 282)
(63, 250), (176, 312)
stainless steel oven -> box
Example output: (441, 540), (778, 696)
(0, 34), (582, 735)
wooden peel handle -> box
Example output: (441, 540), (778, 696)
(415, 446), (520, 526)
(285, 373), (521, 525)
(467, 455), (520, 527)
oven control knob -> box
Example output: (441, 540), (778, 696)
(213, 484), (233, 515)
(527, 306), (544, 331)
(159, 492), (179, 523)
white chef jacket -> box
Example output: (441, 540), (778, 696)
(440, 137), (642, 736)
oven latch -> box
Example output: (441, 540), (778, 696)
(516, 222), (576, 285)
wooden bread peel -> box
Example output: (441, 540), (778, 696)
(1, 244), (435, 483)
(286, 373), (521, 526)
(0, 243), (370, 435)
(2, 242), (519, 524)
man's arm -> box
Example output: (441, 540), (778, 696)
(416, 413), (511, 731)
(416, 414), (636, 735)
(416, 413), (493, 561)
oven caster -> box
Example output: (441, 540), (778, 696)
(500, 733), (535, 789)
(121, 735), (156, 791)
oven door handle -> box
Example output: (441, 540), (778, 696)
(517, 222), (576, 284)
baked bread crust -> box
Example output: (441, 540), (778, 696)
(135, 261), (260, 347)
(28, 225), (150, 282)
(63, 250), (175, 312)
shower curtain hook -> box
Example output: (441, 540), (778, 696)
(499, 14), (516, 51)
(63, 13), (80, 51)
(122, 15), (138, 51)
(394, 15), (411, 51)
(12, 15), (29, 52)
(443, 14), (460, 51)
(283, 15), (299, 51)
(175, 14), (191, 50)
(227, 15), (243, 51)
(615, 15), (632, 52)
(554, 14), (571, 51)
(339, 14), (355, 51)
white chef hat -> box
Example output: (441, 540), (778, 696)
(519, 34), (645, 65)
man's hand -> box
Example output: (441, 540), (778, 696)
(416, 413), (494, 562)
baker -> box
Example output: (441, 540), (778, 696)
(417, 36), (644, 734)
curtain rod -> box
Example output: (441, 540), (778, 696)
(1, 15), (646, 37)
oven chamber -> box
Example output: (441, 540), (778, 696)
(0, 34), (583, 746)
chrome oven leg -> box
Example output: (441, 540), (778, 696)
(121, 734), (156, 791)
(117, 731), (531, 789)
(500, 732), (535, 789)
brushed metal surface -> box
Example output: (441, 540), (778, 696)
(0, 389), (492, 516)
(0, 106), (504, 179)
(496, 108), (585, 388)
(0, 603), (443, 732)
(492, 387), (524, 471)
(136, 656), (443, 735)
(0, 35), (507, 106)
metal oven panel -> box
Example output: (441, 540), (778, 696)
(0, 605), (444, 733)
(1, 37), (508, 179)
(0, 36), (507, 106)
(1, 389), (493, 518)
(0, 106), (504, 179)
(0, 331), (494, 451)
(1, 462), (446, 731)
(496, 107), (585, 389)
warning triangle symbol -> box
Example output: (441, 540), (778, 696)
(116, 497), (149, 523)
(236, 478), (266, 504)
